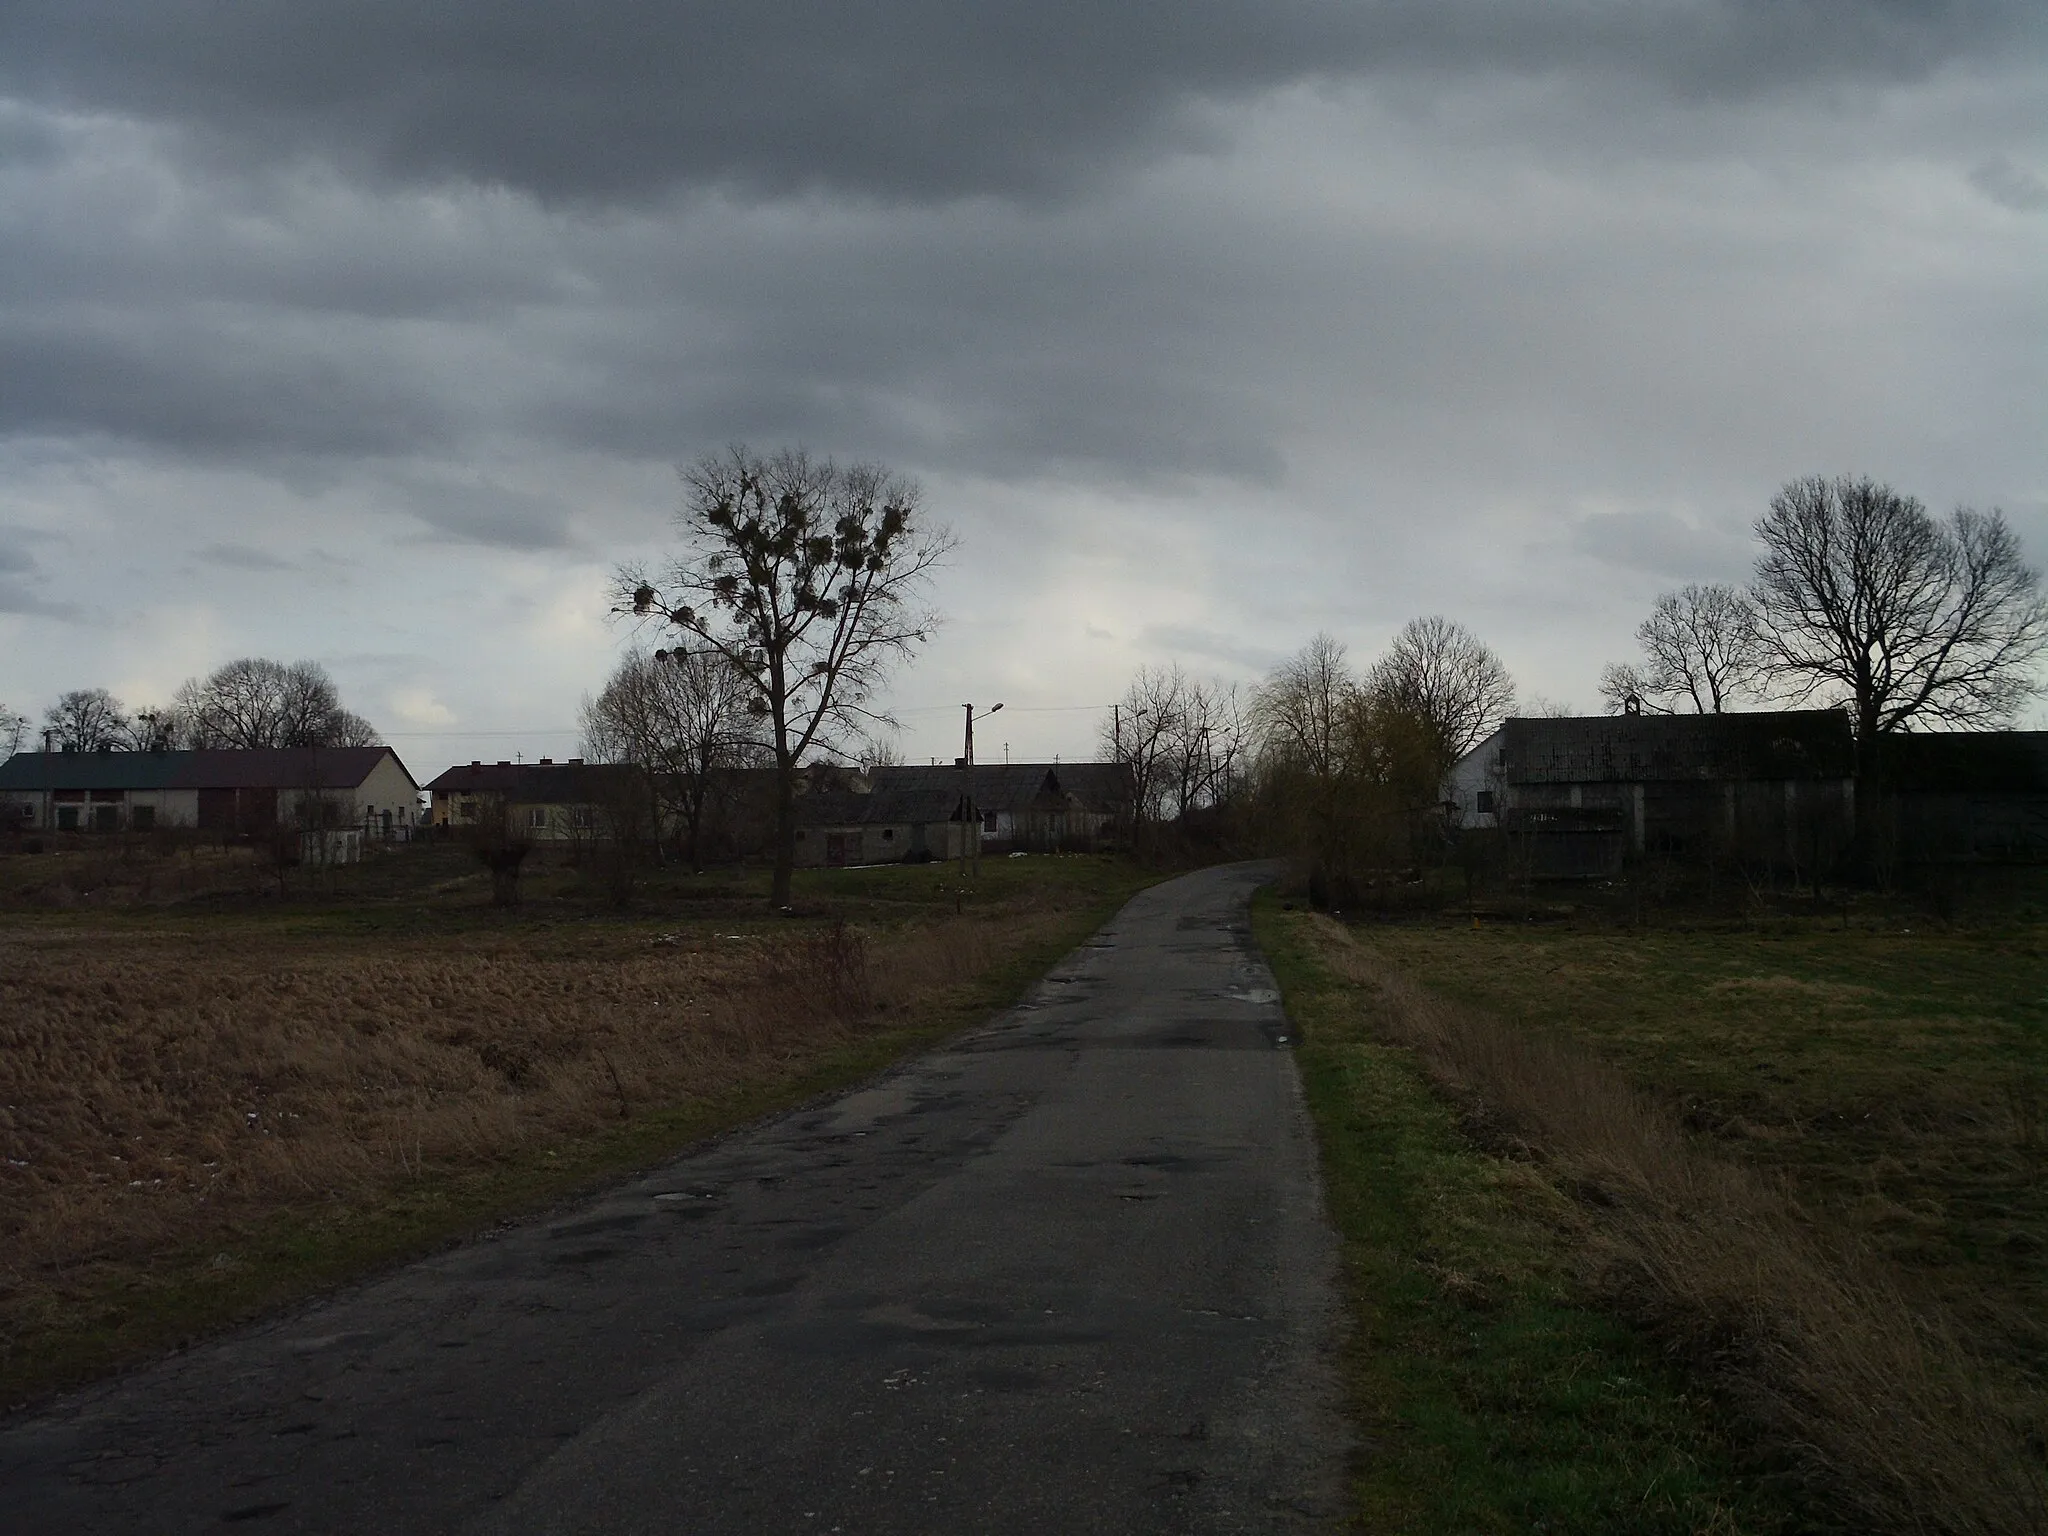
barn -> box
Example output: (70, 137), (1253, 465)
(0, 746), (422, 838)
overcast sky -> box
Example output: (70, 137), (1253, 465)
(3, 2), (2045, 775)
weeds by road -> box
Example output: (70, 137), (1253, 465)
(1261, 895), (2048, 1535)
(0, 851), (1152, 1407)
(1256, 893), (1780, 1534)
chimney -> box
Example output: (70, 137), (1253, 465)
(539, 757), (553, 765)
(497, 760), (511, 768)
(569, 757), (585, 766)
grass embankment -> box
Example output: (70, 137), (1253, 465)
(1261, 895), (2048, 1535)
(1256, 894), (1780, 1534)
(0, 850), (1153, 1408)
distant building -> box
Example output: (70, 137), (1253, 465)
(1865, 732), (2048, 865)
(971, 762), (1127, 852)
(0, 747), (421, 837)
(424, 758), (631, 841)
(792, 762), (1125, 867)
(1447, 712), (2048, 878)
(1446, 712), (1857, 879)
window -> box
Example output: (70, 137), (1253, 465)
(1475, 791), (1496, 814)
(528, 807), (550, 830)
(132, 806), (156, 831)
(881, 828), (894, 841)
(93, 804), (119, 831)
(56, 806), (79, 831)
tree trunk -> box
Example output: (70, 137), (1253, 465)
(771, 761), (795, 908)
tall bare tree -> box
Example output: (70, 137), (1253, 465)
(619, 446), (952, 907)
(1251, 633), (1354, 782)
(43, 688), (129, 751)
(174, 659), (379, 749)
(1099, 668), (1250, 844)
(581, 647), (764, 870)
(1752, 475), (2048, 752)
(1364, 615), (1515, 778)
(1599, 583), (1765, 715)
(1100, 666), (1187, 849)
(1165, 676), (1252, 820)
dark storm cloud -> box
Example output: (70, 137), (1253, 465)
(2, 1), (2035, 204)
(0, 310), (463, 456)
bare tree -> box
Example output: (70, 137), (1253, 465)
(1364, 616), (1515, 778)
(117, 707), (180, 752)
(1, 705), (31, 758)
(1164, 676), (1252, 820)
(1752, 475), (2048, 750)
(581, 647), (763, 871)
(1100, 666), (1187, 849)
(175, 659), (380, 749)
(1600, 583), (1764, 715)
(43, 688), (129, 751)
(618, 445), (952, 908)
(1251, 633), (1354, 782)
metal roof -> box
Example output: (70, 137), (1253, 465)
(1490, 712), (1856, 784)
(0, 747), (415, 793)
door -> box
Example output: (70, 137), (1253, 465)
(825, 832), (850, 867)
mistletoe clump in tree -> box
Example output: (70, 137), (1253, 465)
(617, 446), (952, 908)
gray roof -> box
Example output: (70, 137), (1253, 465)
(0, 747), (414, 793)
(794, 762), (1125, 829)
(423, 760), (638, 802)
(1495, 712), (1856, 783)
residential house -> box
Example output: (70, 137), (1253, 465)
(792, 765), (970, 867)
(425, 758), (637, 841)
(0, 746), (421, 839)
(791, 761), (1127, 867)
(968, 762), (1126, 852)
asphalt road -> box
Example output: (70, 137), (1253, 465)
(0, 863), (1348, 1534)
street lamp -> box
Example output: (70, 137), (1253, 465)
(961, 702), (1002, 876)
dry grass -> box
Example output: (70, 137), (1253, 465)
(1310, 916), (2048, 1536)
(0, 903), (1055, 1391)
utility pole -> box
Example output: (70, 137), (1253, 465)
(960, 702), (1003, 878)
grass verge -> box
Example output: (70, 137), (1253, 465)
(1254, 890), (1789, 1534)
(2, 856), (1155, 1409)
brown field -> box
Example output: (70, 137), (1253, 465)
(0, 846), (1148, 1403)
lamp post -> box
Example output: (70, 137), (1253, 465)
(961, 702), (1002, 877)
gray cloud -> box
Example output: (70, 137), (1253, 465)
(1972, 153), (2048, 211)
(2, 2), (2035, 205)
(0, 1), (2043, 755)
(0, 538), (78, 617)
(197, 542), (295, 571)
